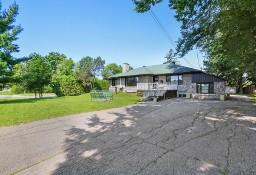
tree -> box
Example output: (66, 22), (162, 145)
(25, 53), (51, 97)
(45, 52), (67, 94)
(134, 0), (256, 91)
(45, 52), (66, 71)
(0, 2), (23, 84)
(163, 49), (177, 64)
(77, 56), (105, 89)
(102, 63), (122, 79)
(204, 55), (245, 93)
(13, 62), (28, 94)
(52, 58), (83, 96)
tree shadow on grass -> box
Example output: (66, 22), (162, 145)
(0, 97), (56, 105)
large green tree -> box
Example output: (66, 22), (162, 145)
(76, 56), (105, 89)
(133, 0), (256, 90)
(0, 2), (23, 84)
(102, 63), (122, 79)
(25, 53), (51, 97)
(52, 58), (83, 96)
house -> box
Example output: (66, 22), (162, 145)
(109, 63), (226, 100)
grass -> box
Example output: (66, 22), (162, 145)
(0, 92), (140, 126)
(233, 93), (256, 101)
(0, 91), (55, 96)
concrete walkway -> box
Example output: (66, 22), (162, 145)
(0, 98), (255, 175)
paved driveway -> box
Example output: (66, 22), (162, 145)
(0, 98), (255, 175)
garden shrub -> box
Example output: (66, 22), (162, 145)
(12, 84), (24, 94)
(94, 79), (109, 90)
(43, 85), (53, 93)
(59, 76), (83, 96)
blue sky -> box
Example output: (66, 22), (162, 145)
(2, 0), (204, 69)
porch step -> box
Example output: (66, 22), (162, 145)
(143, 89), (167, 101)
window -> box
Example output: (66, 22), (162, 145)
(178, 75), (183, 85)
(126, 77), (138, 86)
(196, 83), (214, 94)
(166, 75), (183, 85)
(112, 79), (117, 86)
(153, 76), (159, 83)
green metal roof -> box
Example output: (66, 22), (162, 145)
(109, 63), (201, 79)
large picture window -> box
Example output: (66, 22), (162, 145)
(125, 77), (138, 86)
(166, 75), (183, 85)
(196, 83), (214, 94)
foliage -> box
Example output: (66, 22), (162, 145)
(0, 2), (23, 84)
(25, 53), (52, 97)
(45, 52), (66, 71)
(94, 78), (109, 90)
(0, 93), (140, 126)
(52, 58), (83, 96)
(13, 62), (28, 93)
(102, 63), (122, 79)
(59, 75), (83, 96)
(76, 56), (105, 89)
(133, 0), (256, 91)
(133, 0), (163, 12)
(11, 84), (23, 94)
(163, 49), (177, 64)
(43, 85), (53, 93)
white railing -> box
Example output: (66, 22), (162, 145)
(137, 83), (158, 90)
(111, 83), (185, 92)
(137, 83), (180, 90)
(125, 86), (137, 92)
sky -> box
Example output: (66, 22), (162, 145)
(2, 0), (204, 69)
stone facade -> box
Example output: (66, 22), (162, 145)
(175, 74), (225, 100)
(182, 74), (193, 92)
(190, 82), (225, 100)
(159, 76), (166, 84)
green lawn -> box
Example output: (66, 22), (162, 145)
(0, 93), (140, 126)
(0, 91), (55, 96)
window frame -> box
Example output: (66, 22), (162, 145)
(112, 79), (117, 86)
(125, 77), (138, 86)
(166, 75), (183, 85)
(196, 83), (214, 94)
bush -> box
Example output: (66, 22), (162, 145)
(94, 79), (109, 90)
(59, 76), (83, 96)
(12, 84), (24, 94)
(43, 85), (53, 93)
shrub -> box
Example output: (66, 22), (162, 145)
(43, 85), (53, 93)
(94, 79), (109, 90)
(59, 76), (83, 96)
(12, 84), (24, 94)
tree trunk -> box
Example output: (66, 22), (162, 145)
(238, 76), (243, 94)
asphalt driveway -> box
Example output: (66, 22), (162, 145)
(0, 98), (255, 175)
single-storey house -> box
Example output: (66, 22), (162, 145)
(109, 63), (226, 100)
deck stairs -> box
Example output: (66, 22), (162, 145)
(143, 86), (167, 101)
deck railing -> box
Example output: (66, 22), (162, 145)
(110, 83), (185, 91)
(137, 83), (182, 90)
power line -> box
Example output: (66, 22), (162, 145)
(149, 9), (176, 47)
(196, 48), (202, 70)
(183, 56), (194, 67)
(149, 9), (194, 68)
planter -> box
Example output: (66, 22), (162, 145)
(186, 93), (191, 99)
(220, 94), (226, 101)
(153, 97), (158, 102)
